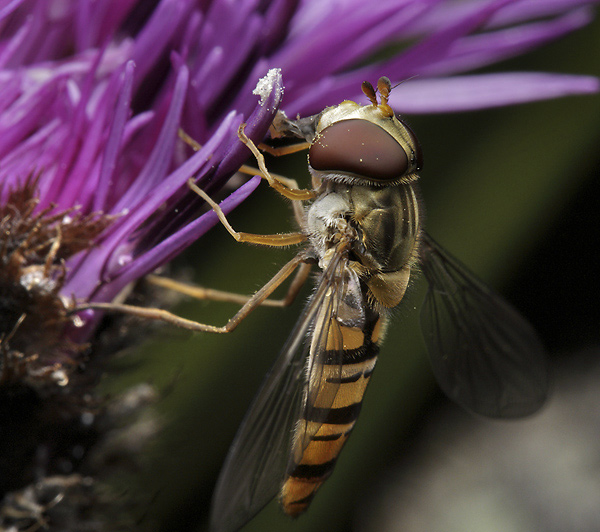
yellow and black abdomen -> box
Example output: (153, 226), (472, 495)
(279, 311), (386, 516)
(280, 179), (420, 516)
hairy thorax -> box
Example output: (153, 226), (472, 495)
(306, 181), (421, 309)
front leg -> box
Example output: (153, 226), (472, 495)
(238, 125), (315, 202)
(188, 179), (307, 247)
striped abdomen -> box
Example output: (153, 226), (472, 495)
(279, 312), (386, 516)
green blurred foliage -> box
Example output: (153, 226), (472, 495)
(101, 14), (600, 532)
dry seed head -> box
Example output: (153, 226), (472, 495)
(0, 177), (113, 389)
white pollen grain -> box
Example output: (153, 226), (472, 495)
(253, 68), (283, 109)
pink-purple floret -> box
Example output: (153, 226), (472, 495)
(0, 0), (596, 336)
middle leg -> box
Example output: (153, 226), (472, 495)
(146, 261), (312, 308)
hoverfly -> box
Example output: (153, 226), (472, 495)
(206, 77), (548, 532)
(77, 76), (548, 532)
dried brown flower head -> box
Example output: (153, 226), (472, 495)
(0, 178), (113, 389)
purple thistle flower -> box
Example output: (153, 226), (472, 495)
(0, 0), (598, 530)
(0, 0), (597, 327)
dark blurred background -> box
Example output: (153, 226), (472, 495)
(101, 13), (600, 532)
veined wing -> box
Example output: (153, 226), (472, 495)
(419, 232), (548, 418)
(210, 249), (353, 532)
(296, 257), (366, 451)
(278, 258), (373, 517)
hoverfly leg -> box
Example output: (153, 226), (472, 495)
(187, 179), (306, 247)
(238, 158), (304, 194)
(230, 160), (306, 230)
(238, 124), (316, 201)
(179, 126), (307, 190)
(146, 261), (312, 309)
(179, 126), (305, 226)
(252, 142), (311, 226)
(180, 127), (306, 163)
(257, 142), (310, 158)
(178, 128), (202, 151)
(179, 127), (306, 160)
(72, 254), (308, 334)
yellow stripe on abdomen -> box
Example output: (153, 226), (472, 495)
(279, 315), (386, 516)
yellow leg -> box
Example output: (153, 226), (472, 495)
(236, 162), (302, 192)
(258, 141), (310, 157)
(178, 129), (202, 151)
(233, 162), (306, 227)
(179, 128), (304, 190)
(179, 127), (306, 186)
(187, 179), (306, 247)
(238, 125), (315, 201)
(180, 127), (309, 236)
(72, 254), (307, 333)
(146, 261), (312, 308)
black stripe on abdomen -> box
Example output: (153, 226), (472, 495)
(290, 458), (337, 480)
(322, 340), (380, 365)
(304, 402), (363, 425)
(279, 313), (386, 517)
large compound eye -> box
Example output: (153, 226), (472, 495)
(398, 118), (424, 171)
(309, 119), (409, 181)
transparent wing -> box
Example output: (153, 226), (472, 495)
(296, 259), (364, 453)
(419, 233), (549, 418)
(210, 251), (351, 532)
